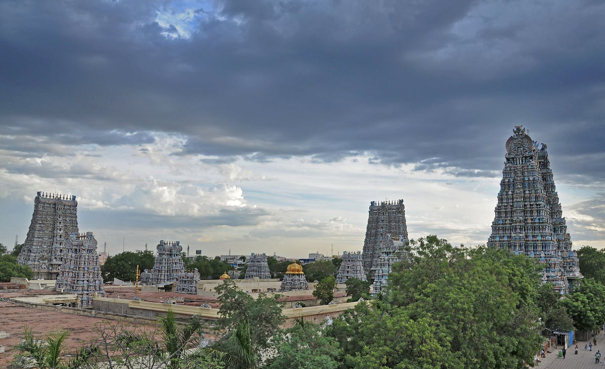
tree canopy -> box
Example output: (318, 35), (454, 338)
(183, 255), (234, 280)
(329, 236), (544, 369)
(313, 275), (336, 305)
(0, 254), (33, 282)
(101, 250), (155, 282)
(577, 246), (605, 285)
(344, 278), (371, 302)
(303, 260), (336, 282)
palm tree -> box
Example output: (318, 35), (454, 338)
(223, 319), (257, 369)
(160, 310), (203, 369)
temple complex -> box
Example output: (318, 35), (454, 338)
(140, 241), (185, 285)
(244, 253), (272, 279)
(54, 232), (105, 308)
(175, 269), (200, 294)
(336, 251), (366, 284)
(372, 235), (407, 296)
(362, 199), (408, 279)
(18, 192), (79, 280)
(488, 126), (582, 294)
(279, 263), (309, 292)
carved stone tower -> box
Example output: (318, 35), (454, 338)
(362, 199), (408, 279)
(336, 251), (366, 284)
(279, 263), (309, 291)
(140, 241), (184, 285)
(18, 192), (79, 280)
(55, 232), (105, 308)
(488, 126), (582, 294)
(244, 253), (271, 279)
(372, 235), (408, 296)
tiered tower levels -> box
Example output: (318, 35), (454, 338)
(362, 199), (408, 279)
(55, 232), (105, 308)
(141, 241), (185, 285)
(245, 253), (271, 279)
(336, 251), (366, 284)
(279, 263), (309, 292)
(18, 192), (79, 280)
(372, 235), (408, 296)
(488, 126), (582, 294)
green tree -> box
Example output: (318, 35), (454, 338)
(160, 310), (204, 369)
(536, 283), (574, 333)
(266, 321), (339, 369)
(267, 257), (293, 280)
(577, 246), (605, 285)
(215, 279), (285, 351)
(331, 257), (343, 271)
(303, 260), (336, 282)
(313, 276), (336, 305)
(185, 256), (233, 280)
(0, 243), (7, 255)
(11, 243), (24, 257)
(0, 254), (33, 282)
(344, 278), (371, 302)
(561, 278), (605, 332)
(222, 319), (257, 369)
(331, 236), (544, 369)
(101, 250), (155, 282)
(13, 328), (88, 369)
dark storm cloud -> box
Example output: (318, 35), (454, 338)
(0, 0), (604, 178)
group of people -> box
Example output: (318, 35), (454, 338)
(535, 336), (602, 364)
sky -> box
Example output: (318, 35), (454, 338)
(0, 0), (604, 258)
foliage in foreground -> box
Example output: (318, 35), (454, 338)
(328, 236), (545, 369)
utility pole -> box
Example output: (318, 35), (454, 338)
(15, 235), (18, 248)
(135, 265), (140, 296)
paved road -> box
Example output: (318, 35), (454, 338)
(540, 332), (605, 369)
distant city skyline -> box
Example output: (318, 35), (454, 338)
(1, 1), (604, 258)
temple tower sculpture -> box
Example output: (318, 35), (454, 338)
(488, 126), (582, 294)
(175, 268), (200, 294)
(244, 253), (271, 279)
(55, 232), (105, 307)
(279, 263), (309, 291)
(362, 199), (408, 279)
(18, 192), (79, 280)
(372, 235), (408, 297)
(336, 251), (366, 284)
(141, 241), (184, 285)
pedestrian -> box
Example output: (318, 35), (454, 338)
(595, 337), (598, 346)
(562, 347), (566, 359)
(575, 345), (578, 354)
(541, 348), (545, 358)
(590, 342), (593, 351)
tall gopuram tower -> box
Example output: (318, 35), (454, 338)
(55, 232), (105, 308)
(336, 251), (366, 284)
(488, 126), (582, 294)
(362, 199), (408, 279)
(18, 192), (79, 280)
(141, 241), (185, 285)
(244, 253), (271, 279)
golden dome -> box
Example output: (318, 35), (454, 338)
(220, 273), (231, 280)
(286, 263), (304, 275)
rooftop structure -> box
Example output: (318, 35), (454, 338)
(244, 253), (271, 279)
(372, 235), (408, 296)
(336, 251), (366, 284)
(487, 126), (582, 294)
(279, 263), (309, 292)
(140, 241), (185, 285)
(175, 269), (200, 295)
(18, 192), (79, 280)
(362, 199), (408, 279)
(54, 232), (105, 308)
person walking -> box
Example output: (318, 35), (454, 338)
(590, 342), (593, 351)
(562, 347), (566, 359)
(575, 345), (578, 354)
(595, 337), (598, 346)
